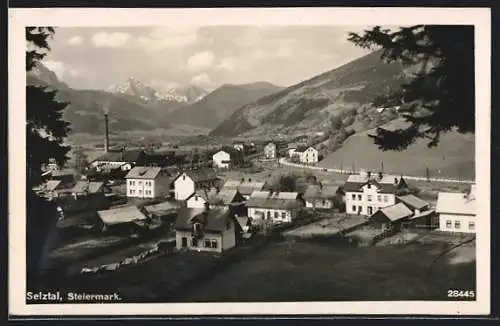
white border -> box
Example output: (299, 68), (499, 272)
(8, 7), (491, 316)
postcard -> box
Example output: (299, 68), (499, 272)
(8, 7), (491, 317)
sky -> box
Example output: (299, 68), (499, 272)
(42, 25), (373, 91)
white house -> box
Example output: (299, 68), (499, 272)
(174, 206), (237, 253)
(264, 142), (277, 159)
(186, 188), (245, 209)
(246, 191), (303, 224)
(125, 166), (170, 199)
(213, 150), (231, 169)
(294, 146), (319, 164)
(172, 168), (219, 201)
(303, 184), (339, 209)
(344, 171), (409, 216)
(436, 185), (476, 233)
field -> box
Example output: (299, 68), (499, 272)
(320, 127), (475, 180)
(176, 239), (476, 302)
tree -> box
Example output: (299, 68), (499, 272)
(348, 25), (474, 150)
(72, 146), (89, 174)
(26, 27), (71, 282)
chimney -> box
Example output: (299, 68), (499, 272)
(203, 202), (210, 212)
(378, 172), (383, 180)
(367, 171), (371, 179)
(394, 177), (399, 184)
(104, 112), (110, 153)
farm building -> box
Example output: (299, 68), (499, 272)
(174, 206), (240, 253)
(186, 188), (245, 209)
(222, 178), (266, 199)
(303, 184), (341, 210)
(246, 191), (304, 224)
(344, 171), (409, 216)
(96, 205), (149, 233)
(71, 181), (109, 199)
(264, 142), (277, 159)
(143, 200), (182, 222)
(90, 149), (146, 172)
(212, 147), (245, 169)
(172, 168), (219, 200)
(125, 166), (171, 199)
(396, 194), (430, 215)
(436, 185), (476, 233)
(294, 146), (319, 165)
(369, 203), (414, 232)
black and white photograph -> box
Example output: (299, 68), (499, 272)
(9, 7), (490, 316)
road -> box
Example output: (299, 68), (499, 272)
(277, 158), (475, 184)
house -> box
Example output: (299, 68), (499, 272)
(436, 185), (476, 233)
(233, 143), (245, 152)
(222, 178), (266, 199)
(264, 142), (277, 159)
(369, 203), (414, 232)
(172, 168), (219, 200)
(125, 166), (171, 199)
(97, 205), (149, 233)
(212, 148), (244, 169)
(90, 149), (146, 172)
(143, 200), (182, 225)
(396, 194), (430, 215)
(174, 206), (239, 253)
(186, 188), (246, 209)
(48, 168), (77, 188)
(246, 191), (303, 224)
(344, 171), (409, 216)
(71, 181), (108, 199)
(41, 180), (65, 200)
(294, 146), (319, 164)
(303, 184), (340, 209)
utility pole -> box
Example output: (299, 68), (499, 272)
(381, 160), (384, 173)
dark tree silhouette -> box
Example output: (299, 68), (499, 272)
(348, 25), (475, 150)
(26, 27), (71, 283)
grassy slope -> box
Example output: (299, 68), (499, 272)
(320, 120), (475, 180)
(178, 241), (475, 302)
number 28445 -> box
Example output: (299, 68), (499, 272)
(447, 290), (475, 298)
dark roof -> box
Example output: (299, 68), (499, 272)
(303, 184), (338, 200)
(125, 166), (162, 179)
(343, 173), (406, 194)
(174, 168), (218, 183)
(94, 150), (145, 163)
(246, 191), (302, 210)
(174, 207), (232, 233)
(397, 194), (429, 210)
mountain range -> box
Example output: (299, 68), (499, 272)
(210, 51), (409, 138)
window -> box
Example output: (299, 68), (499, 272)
(195, 195), (199, 201)
(211, 240), (218, 248)
(139, 181), (143, 186)
(377, 195), (381, 202)
(455, 221), (461, 229)
(367, 184), (371, 189)
(192, 238), (198, 247)
(383, 195), (388, 203)
(352, 194), (356, 200)
(204, 239), (211, 248)
(282, 212), (287, 219)
(352, 205), (356, 212)
(322, 199), (326, 206)
(367, 195), (372, 202)
(358, 206), (363, 213)
(182, 175), (186, 180)
(357, 194), (362, 200)
(139, 190), (142, 194)
(274, 212), (278, 219)
(226, 221), (231, 230)
(446, 220), (452, 228)
(469, 221), (475, 230)
(181, 237), (188, 248)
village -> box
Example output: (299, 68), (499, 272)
(34, 110), (477, 302)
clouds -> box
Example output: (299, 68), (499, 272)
(43, 60), (84, 79)
(187, 51), (215, 71)
(91, 32), (132, 48)
(67, 36), (84, 46)
(46, 25), (372, 90)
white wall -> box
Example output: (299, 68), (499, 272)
(305, 198), (334, 209)
(186, 194), (207, 208)
(345, 185), (396, 216)
(127, 178), (155, 198)
(174, 173), (195, 200)
(264, 144), (276, 159)
(222, 220), (236, 250)
(299, 148), (318, 164)
(248, 207), (295, 223)
(438, 213), (476, 233)
(213, 151), (231, 169)
(176, 221), (236, 253)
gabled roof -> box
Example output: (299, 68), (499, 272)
(51, 168), (77, 177)
(246, 191), (302, 210)
(303, 184), (338, 200)
(97, 205), (147, 226)
(343, 173), (406, 194)
(72, 181), (104, 194)
(94, 150), (145, 163)
(235, 216), (251, 229)
(174, 168), (218, 183)
(436, 191), (475, 216)
(45, 180), (62, 191)
(222, 179), (266, 195)
(143, 201), (182, 216)
(397, 194), (429, 210)
(125, 166), (162, 179)
(373, 203), (413, 222)
(174, 207), (232, 233)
